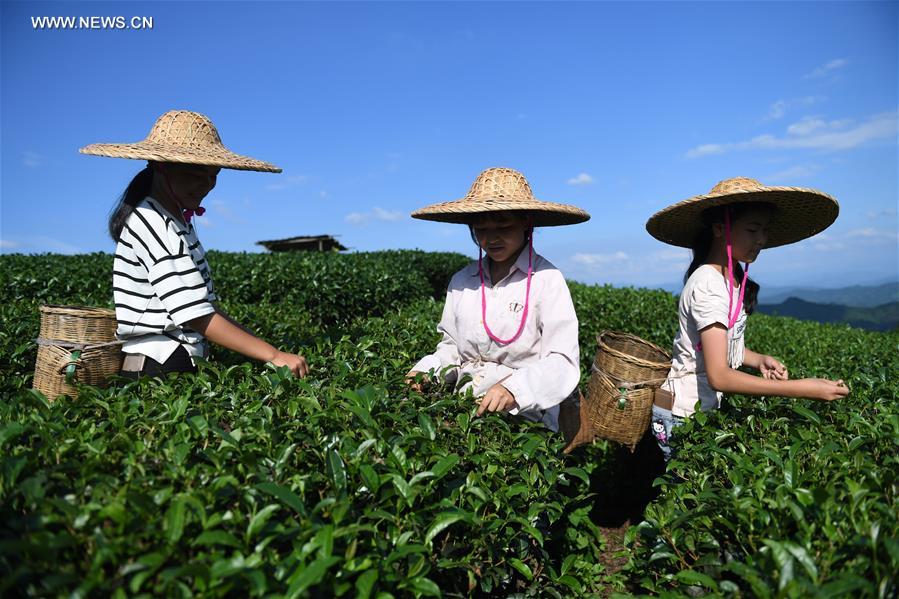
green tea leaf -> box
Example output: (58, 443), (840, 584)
(256, 482), (305, 515)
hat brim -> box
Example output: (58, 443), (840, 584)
(646, 186), (839, 249)
(79, 142), (282, 173)
(411, 197), (590, 227)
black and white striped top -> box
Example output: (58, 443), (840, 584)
(113, 196), (216, 364)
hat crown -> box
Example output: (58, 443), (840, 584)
(145, 110), (224, 150)
(465, 167), (535, 203)
(709, 177), (765, 195)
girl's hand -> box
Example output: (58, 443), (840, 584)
(406, 370), (429, 393)
(477, 384), (518, 416)
(271, 351), (308, 378)
(799, 378), (849, 401)
(760, 355), (788, 380)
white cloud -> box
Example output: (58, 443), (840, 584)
(804, 58), (849, 80)
(567, 173), (594, 186)
(766, 164), (820, 182)
(866, 208), (897, 221)
(811, 233), (846, 252)
(32, 237), (83, 254)
(764, 96), (824, 121)
(686, 111), (897, 158)
(0, 239), (21, 249)
(345, 206), (405, 225)
(786, 116), (827, 137)
(767, 100), (788, 121)
(571, 251), (629, 266)
(205, 199), (246, 224)
(686, 144), (726, 158)
(568, 248), (691, 282)
(23, 151), (42, 168)
(811, 228), (898, 252)
(266, 175), (309, 192)
(372, 207), (404, 222)
(654, 248), (691, 263)
(845, 228), (898, 242)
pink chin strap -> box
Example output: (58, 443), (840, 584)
(724, 207), (749, 329)
(695, 208), (748, 353)
(182, 207), (205, 223)
(478, 229), (533, 345)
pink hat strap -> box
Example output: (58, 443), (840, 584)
(478, 232), (533, 345)
(724, 208), (749, 329)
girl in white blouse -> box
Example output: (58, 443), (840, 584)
(645, 177), (849, 460)
(407, 167), (590, 431)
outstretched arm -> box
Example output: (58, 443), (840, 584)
(187, 311), (308, 377)
(701, 324), (846, 401)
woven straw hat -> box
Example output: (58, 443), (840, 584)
(646, 177), (839, 249)
(411, 167), (590, 227)
(79, 110), (281, 172)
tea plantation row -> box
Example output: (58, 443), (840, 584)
(0, 251), (896, 597)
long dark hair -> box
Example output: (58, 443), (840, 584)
(685, 202), (771, 316)
(108, 164), (153, 241)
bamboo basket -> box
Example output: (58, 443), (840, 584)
(583, 331), (671, 451)
(33, 305), (123, 399)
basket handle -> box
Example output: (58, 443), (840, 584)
(63, 350), (82, 383)
(616, 387), (628, 410)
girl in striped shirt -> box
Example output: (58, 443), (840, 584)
(81, 110), (308, 379)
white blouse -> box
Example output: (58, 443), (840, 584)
(662, 264), (747, 417)
(412, 249), (581, 431)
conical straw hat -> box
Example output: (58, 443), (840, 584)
(79, 110), (281, 172)
(646, 176), (838, 249)
(411, 167), (590, 227)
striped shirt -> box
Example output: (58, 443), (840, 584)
(113, 196), (216, 364)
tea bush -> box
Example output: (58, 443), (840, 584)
(0, 250), (469, 326)
(1, 251), (896, 597)
(627, 314), (899, 597)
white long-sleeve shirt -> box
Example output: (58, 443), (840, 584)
(412, 249), (580, 431)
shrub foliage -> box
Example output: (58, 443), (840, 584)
(0, 251), (896, 597)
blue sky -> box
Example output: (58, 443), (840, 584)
(2, 1), (896, 290)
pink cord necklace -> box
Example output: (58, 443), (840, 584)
(479, 234), (533, 345)
(724, 208), (749, 329)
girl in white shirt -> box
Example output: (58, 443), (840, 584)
(407, 167), (590, 431)
(81, 110), (308, 379)
(645, 177), (849, 460)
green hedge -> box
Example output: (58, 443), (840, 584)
(626, 314), (899, 597)
(1, 251), (896, 597)
(0, 250), (469, 326)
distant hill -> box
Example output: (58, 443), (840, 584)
(759, 282), (899, 308)
(757, 297), (899, 332)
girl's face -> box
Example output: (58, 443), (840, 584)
(156, 163), (220, 208)
(714, 206), (772, 264)
(471, 213), (529, 264)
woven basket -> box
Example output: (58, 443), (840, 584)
(33, 305), (123, 400)
(584, 331), (671, 451)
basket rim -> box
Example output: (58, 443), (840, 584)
(39, 304), (116, 317)
(596, 330), (671, 366)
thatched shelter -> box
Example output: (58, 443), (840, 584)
(256, 235), (348, 252)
